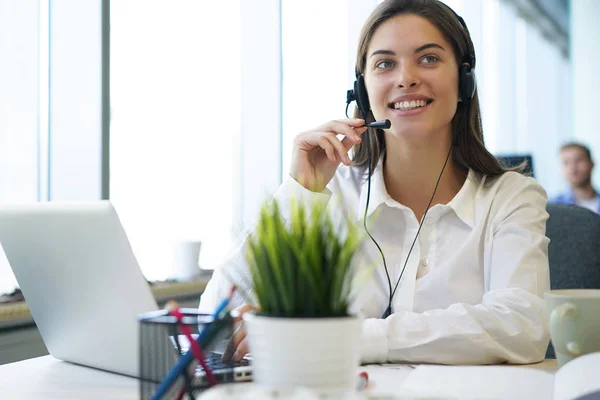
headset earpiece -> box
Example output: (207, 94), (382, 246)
(448, 10), (477, 102)
(458, 62), (476, 102)
(353, 74), (371, 118)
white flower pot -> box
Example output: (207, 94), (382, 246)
(243, 313), (362, 391)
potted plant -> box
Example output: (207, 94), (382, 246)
(243, 198), (365, 391)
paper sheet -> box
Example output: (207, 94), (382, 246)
(398, 364), (554, 400)
(554, 352), (600, 400)
(362, 364), (416, 398)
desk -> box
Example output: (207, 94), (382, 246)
(0, 356), (557, 399)
(0, 278), (210, 366)
(0, 356), (137, 399)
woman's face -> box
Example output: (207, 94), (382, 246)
(364, 14), (460, 142)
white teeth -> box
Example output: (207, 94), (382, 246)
(392, 99), (428, 110)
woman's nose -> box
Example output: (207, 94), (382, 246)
(396, 64), (420, 88)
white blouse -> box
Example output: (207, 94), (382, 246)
(199, 161), (551, 365)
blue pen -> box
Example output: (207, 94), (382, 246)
(213, 297), (230, 319)
(150, 297), (232, 400)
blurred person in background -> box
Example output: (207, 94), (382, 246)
(550, 142), (599, 214)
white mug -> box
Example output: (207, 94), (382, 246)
(545, 289), (600, 368)
(171, 240), (202, 281)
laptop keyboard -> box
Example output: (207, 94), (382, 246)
(194, 352), (253, 383)
(170, 335), (251, 372)
(202, 351), (250, 371)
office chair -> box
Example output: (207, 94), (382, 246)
(496, 154), (534, 178)
(544, 203), (600, 358)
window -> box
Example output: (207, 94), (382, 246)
(0, 0), (105, 295)
(110, 1), (240, 280)
(0, 1), (40, 295)
(0, 0), (574, 295)
(2, 0), (280, 293)
(281, 0), (378, 177)
(465, 0), (570, 194)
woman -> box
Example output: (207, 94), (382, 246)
(200, 0), (550, 365)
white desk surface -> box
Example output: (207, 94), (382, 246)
(0, 356), (137, 399)
(0, 355), (557, 399)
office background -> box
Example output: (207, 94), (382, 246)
(0, 0), (597, 295)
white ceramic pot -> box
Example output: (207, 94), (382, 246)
(243, 313), (362, 391)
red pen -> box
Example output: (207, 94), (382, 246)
(166, 301), (218, 387)
(356, 371), (369, 391)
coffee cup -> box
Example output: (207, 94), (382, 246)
(545, 289), (600, 368)
(171, 240), (202, 281)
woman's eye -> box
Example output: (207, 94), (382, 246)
(375, 60), (394, 69)
(421, 55), (439, 64)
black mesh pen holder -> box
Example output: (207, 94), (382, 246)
(138, 308), (235, 400)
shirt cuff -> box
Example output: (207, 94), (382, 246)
(360, 318), (388, 364)
(274, 174), (332, 219)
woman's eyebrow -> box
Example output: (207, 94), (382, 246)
(369, 49), (396, 58)
(414, 43), (445, 53)
(369, 43), (446, 59)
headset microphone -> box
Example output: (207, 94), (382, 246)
(364, 120), (391, 129)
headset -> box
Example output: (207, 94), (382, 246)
(345, 2), (476, 319)
(347, 4), (477, 116)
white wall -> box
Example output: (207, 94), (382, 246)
(571, 0), (600, 188)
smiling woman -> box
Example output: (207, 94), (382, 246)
(200, 0), (552, 367)
(352, 3), (508, 189)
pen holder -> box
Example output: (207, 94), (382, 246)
(137, 308), (234, 400)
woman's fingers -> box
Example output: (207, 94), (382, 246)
(231, 323), (247, 353)
(295, 119), (366, 151)
(326, 120), (367, 142)
(322, 133), (352, 165)
(289, 118), (368, 192)
(222, 304), (256, 361)
(333, 118), (366, 128)
(316, 136), (336, 163)
(322, 123), (367, 164)
(222, 322), (247, 361)
(222, 335), (235, 361)
(230, 304), (257, 323)
(232, 337), (249, 362)
(341, 135), (360, 151)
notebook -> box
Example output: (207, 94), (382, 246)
(396, 352), (600, 400)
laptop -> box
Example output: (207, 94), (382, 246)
(0, 201), (251, 382)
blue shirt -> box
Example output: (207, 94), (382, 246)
(549, 191), (600, 214)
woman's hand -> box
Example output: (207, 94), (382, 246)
(289, 119), (367, 192)
(222, 304), (258, 362)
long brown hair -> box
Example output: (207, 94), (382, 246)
(352, 0), (518, 178)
